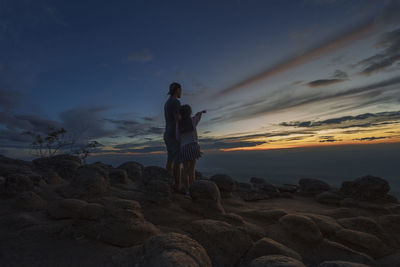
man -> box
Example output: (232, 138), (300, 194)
(164, 82), (182, 191)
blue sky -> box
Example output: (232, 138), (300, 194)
(1, 0), (400, 159)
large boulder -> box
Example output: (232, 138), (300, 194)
(316, 191), (344, 205)
(335, 229), (392, 259)
(239, 209), (287, 224)
(117, 161), (144, 181)
(299, 178), (330, 195)
(188, 180), (224, 215)
(0, 155), (33, 177)
(241, 237), (302, 266)
(140, 233), (212, 267)
(340, 175), (390, 201)
(279, 214), (323, 243)
(142, 166), (173, 185)
(144, 179), (172, 203)
(3, 174), (34, 196)
(377, 215), (400, 245)
(250, 177), (280, 197)
(302, 213), (343, 237)
(32, 154), (81, 180)
(185, 219), (253, 267)
(109, 168), (130, 185)
(66, 164), (110, 198)
(318, 261), (370, 267)
(250, 255), (306, 267)
(210, 174), (236, 198)
(47, 198), (88, 219)
(15, 191), (45, 211)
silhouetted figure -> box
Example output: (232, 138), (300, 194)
(164, 82), (182, 191)
(176, 104), (206, 198)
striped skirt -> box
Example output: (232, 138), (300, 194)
(180, 142), (202, 161)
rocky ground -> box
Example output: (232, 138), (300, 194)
(0, 154), (399, 267)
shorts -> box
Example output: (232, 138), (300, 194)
(164, 136), (180, 163)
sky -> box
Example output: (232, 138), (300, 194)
(1, 0), (400, 161)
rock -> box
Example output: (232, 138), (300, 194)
(335, 229), (392, 258)
(3, 212), (41, 231)
(299, 178), (330, 195)
(322, 208), (358, 219)
(117, 161), (144, 181)
(316, 191), (344, 205)
(250, 177), (266, 184)
(142, 166), (173, 185)
(340, 198), (357, 207)
(78, 203), (104, 221)
(239, 222), (266, 242)
(278, 184), (299, 193)
(303, 213), (343, 237)
(279, 214), (323, 243)
(186, 219), (253, 267)
(109, 168), (130, 185)
(239, 209), (287, 224)
(0, 155), (33, 177)
(15, 191), (44, 211)
(356, 201), (391, 214)
(144, 180), (172, 203)
(377, 215), (400, 245)
(3, 174), (34, 196)
(103, 198), (143, 219)
(187, 180), (224, 215)
(376, 251), (400, 267)
(140, 233), (212, 267)
(318, 260), (370, 267)
(337, 216), (395, 247)
(250, 255), (306, 267)
(32, 154), (81, 180)
(237, 182), (252, 190)
(340, 175), (390, 201)
(47, 198), (88, 219)
(66, 164), (110, 198)
(250, 177), (280, 197)
(40, 170), (65, 185)
(195, 170), (206, 180)
(310, 239), (374, 266)
(241, 237), (302, 266)
(210, 174), (236, 198)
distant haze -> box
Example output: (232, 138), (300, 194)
(88, 143), (400, 197)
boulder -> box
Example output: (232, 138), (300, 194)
(210, 174), (236, 198)
(142, 166), (173, 185)
(316, 191), (344, 205)
(322, 208), (359, 219)
(188, 180), (224, 215)
(377, 215), (400, 245)
(302, 213), (342, 237)
(144, 180), (172, 203)
(318, 261), (370, 267)
(0, 155), (33, 177)
(239, 209), (287, 224)
(32, 154), (81, 180)
(103, 198), (143, 219)
(250, 177), (280, 197)
(241, 237), (302, 266)
(109, 168), (130, 185)
(15, 191), (44, 211)
(66, 164), (110, 198)
(77, 203), (104, 221)
(310, 239), (374, 266)
(340, 198), (357, 207)
(47, 198), (88, 219)
(340, 175), (390, 201)
(299, 178), (330, 195)
(337, 216), (395, 247)
(185, 219), (253, 267)
(140, 233), (212, 267)
(3, 174), (34, 196)
(335, 229), (392, 258)
(117, 161), (144, 181)
(250, 255), (306, 267)
(279, 214), (323, 243)
(39, 170), (66, 185)
(278, 184), (299, 193)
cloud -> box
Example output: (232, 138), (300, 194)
(280, 110), (400, 129)
(210, 75), (400, 124)
(307, 79), (345, 87)
(127, 50), (153, 62)
(0, 89), (24, 109)
(353, 136), (387, 141)
(319, 135), (342, 143)
(214, 1), (400, 97)
(357, 27), (400, 75)
(332, 69), (348, 79)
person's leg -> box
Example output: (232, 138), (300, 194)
(174, 161), (181, 191)
(182, 161), (190, 190)
(188, 159), (197, 187)
(166, 161), (173, 177)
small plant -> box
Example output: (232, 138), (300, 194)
(23, 126), (100, 163)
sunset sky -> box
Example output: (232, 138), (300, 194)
(1, 0), (400, 159)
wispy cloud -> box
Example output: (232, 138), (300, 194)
(307, 79), (346, 87)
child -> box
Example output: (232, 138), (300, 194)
(176, 104), (206, 198)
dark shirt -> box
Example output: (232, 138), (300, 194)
(164, 97), (181, 140)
